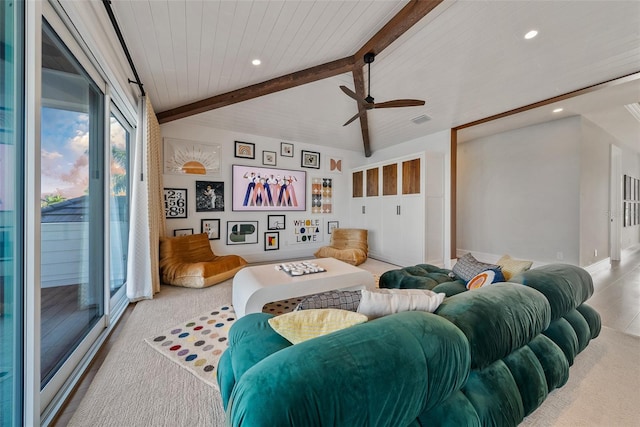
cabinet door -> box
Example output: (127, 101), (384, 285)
(381, 196), (402, 262)
(381, 195), (424, 266)
(352, 171), (363, 198)
(364, 197), (383, 257)
(349, 195), (382, 257)
(399, 195), (425, 265)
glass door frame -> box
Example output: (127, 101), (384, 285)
(106, 103), (133, 318)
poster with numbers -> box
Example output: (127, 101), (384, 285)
(164, 188), (188, 218)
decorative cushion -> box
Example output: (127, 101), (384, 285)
(497, 255), (533, 280)
(295, 290), (362, 312)
(452, 253), (500, 283)
(466, 268), (506, 290)
(267, 309), (367, 344)
(357, 288), (445, 319)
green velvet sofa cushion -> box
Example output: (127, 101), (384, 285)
(510, 263), (594, 320)
(379, 264), (465, 296)
(218, 313), (291, 408)
(222, 311), (470, 426)
(435, 283), (551, 369)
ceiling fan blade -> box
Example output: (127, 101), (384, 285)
(343, 110), (365, 126)
(373, 99), (425, 109)
(340, 85), (367, 105)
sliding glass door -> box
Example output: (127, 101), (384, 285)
(40, 21), (105, 389)
(0, 1), (24, 425)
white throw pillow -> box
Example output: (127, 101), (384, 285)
(357, 288), (446, 319)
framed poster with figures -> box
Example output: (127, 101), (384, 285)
(163, 188), (187, 218)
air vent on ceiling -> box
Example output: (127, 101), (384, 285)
(411, 114), (431, 124)
(624, 102), (640, 123)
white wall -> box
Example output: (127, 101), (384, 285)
(458, 116), (582, 265)
(160, 119), (360, 262)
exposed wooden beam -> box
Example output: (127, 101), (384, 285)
(355, 0), (445, 63)
(352, 67), (372, 157)
(156, 0), (446, 157)
(157, 57), (354, 124)
(454, 71), (640, 130)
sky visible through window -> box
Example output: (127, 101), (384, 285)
(40, 108), (127, 202)
(41, 107), (89, 201)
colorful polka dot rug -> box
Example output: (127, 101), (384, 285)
(145, 299), (301, 389)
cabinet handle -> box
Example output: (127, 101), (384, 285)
(397, 205), (401, 215)
(362, 205), (365, 214)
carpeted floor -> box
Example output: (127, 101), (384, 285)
(68, 259), (640, 426)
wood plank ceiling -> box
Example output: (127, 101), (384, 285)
(111, 0), (640, 156)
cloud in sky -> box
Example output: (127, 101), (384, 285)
(41, 107), (90, 199)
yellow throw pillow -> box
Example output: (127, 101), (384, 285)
(497, 255), (533, 280)
(268, 309), (368, 344)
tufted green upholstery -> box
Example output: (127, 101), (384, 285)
(218, 264), (600, 426)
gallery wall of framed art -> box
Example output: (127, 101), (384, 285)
(158, 128), (356, 263)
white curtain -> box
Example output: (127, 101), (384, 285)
(126, 96), (165, 301)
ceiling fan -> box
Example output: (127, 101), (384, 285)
(341, 52), (425, 126)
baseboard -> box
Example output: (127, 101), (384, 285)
(584, 257), (611, 275)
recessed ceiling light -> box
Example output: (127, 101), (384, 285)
(524, 30), (538, 40)
(553, 108), (564, 113)
(251, 59), (261, 66)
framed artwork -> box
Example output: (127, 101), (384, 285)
(163, 188), (188, 219)
(268, 214), (286, 230)
(263, 150), (277, 166)
(281, 142), (294, 157)
(290, 218), (322, 244)
(227, 221), (259, 245)
(623, 202), (629, 227)
(312, 177), (332, 213)
(327, 221), (339, 234)
(201, 218), (220, 240)
(301, 150), (320, 169)
(173, 228), (193, 237)
(231, 164), (306, 211)
(163, 138), (221, 176)
(195, 180), (224, 212)
(234, 141), (255, 159)
(328, 156), (343, 174)
(264, 231), (280, 251)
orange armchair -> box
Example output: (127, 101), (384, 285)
(314, 228), (368, 266)
(159, 233), (247, 288)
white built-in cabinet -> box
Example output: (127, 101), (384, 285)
(351, 154), (427, 266)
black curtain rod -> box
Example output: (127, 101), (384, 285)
(102, 0), (146, 97)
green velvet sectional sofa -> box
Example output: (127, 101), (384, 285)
(218, 263), (601, 426)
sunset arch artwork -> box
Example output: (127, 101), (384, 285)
(163, 138), (221, 176)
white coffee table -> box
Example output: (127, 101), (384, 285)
(232, 258), (375, 317)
